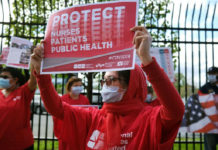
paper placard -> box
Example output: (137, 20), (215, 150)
(41, 0), (138, 74)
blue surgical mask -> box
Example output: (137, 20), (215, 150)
(145, 94), (152, 103)
(208, 75), (216, 83)
(0, 78), (11, 89)
(71, 86), (83, 95)
(100, 84), (126, 103)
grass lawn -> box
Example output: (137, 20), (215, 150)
(173, 144), (218, 150)
(34, 140), (59, 150)
(34, 139), (218, 150)
(173, 137), (204, 150)
(173, 143), (204, 150)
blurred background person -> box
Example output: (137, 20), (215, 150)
(53, 76), (90, 150)
(144, 86), (160, 107)
(0, 66), (36, 150)
(198, 66), (218, 150)
(63, 76), (90, 105)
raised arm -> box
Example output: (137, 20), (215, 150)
(27, 63), (37, 92)
(131, 26), (184, 121)
(143, 59), (185, 120)
(31, 45), (64, 119)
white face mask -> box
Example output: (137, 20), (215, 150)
(208, 75), (217, 83)
(100, 84), (126, 103)
(71, 86), (83, 95)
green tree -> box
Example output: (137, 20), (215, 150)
(139, 0), (180, 69)
(4, 0), (61, 44)
(174, 73), (199, 99)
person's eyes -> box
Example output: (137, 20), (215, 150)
(0, 75), (10, 79)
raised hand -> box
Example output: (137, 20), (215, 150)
(30, 44), (44, 74)
(131, 26), (152, 66)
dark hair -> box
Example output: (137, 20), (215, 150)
(65, 76), (82, 92)
(117, 70), (130, 87)
(207, 66), (218, 74)
(0, 67), (26, 86)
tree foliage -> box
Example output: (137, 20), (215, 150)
(174, 73), (198, 99)
(139, 0), (180, 69)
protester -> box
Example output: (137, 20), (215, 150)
(54, 76), (90, 149)
(31, 26), (184, 149)
(198, 66), (218, 150)
(144, 86), (160, 107)
(145, 86), (154, 102)
(63, 76), (90, 105)
(0, 66), (36, 149)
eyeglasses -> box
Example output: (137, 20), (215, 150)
(0, 75), (11, 79)
(100, 76), (121, 86)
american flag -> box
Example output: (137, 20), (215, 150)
(179, 93), (218, 133)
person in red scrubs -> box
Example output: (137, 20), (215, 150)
(0, 66), (36, 150)
(54, 76), (90, 149)
(63, 76), (90, 105)
(31, 26), (185, 150)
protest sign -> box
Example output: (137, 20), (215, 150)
(0, 47), (9, 65)
(6, 37), (33, 69)
(136, 47), (175, 82)
(42, 0), (138, 74)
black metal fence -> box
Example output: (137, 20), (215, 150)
(0, 0), (218, 150)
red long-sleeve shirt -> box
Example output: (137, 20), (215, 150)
(61, 94), (90, 105)
(36, 59), (184, 150)
(54, 93), (90, 150)
(0, 82), (35, 149)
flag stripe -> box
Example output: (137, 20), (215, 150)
(199, 94), (214, 103)
(179, 93), (217, 133)
(204, 106), (217, 116)
(195, 122), (216, 133)
(215, 122), (218, 128)
(201, 101), (216, 108)
(209, 115), (218, 122)
(207, 129), (218, 133)
(189, 117), (213, 132)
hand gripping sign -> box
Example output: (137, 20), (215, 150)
(42, 0), (138, 74)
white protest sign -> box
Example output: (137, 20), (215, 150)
(136, 47), (175, 82)
(7, 37), (33, 69)
(41, 0), (138, 74)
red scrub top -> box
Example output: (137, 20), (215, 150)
(0, 82), (35, 150)
(54, 93), (90, 150)
(37, 58), (185, 150)
(61, 94), (90, 105)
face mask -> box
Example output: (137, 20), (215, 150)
(145, 94), (152, 102)
(71, 86), (83, 95)
(208, 75), (217, 83)
(0, 78), (11, 89)
(100, 84), (126, 103)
